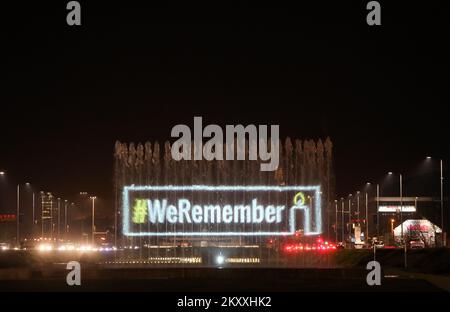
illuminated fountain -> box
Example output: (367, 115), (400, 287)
(113, 138), (335, 267)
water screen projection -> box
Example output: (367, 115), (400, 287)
(123, 185), (322, 237)
(114, 138), (335, 266)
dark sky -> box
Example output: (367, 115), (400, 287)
(1, 1), (449, 211)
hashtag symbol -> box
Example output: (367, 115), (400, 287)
(132, 199), (147, 224)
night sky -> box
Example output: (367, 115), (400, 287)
(1, 1), (449, 214)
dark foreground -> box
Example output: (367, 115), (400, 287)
(2, 249), (450, 292)
(0, 267), (444, 292)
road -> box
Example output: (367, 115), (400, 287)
(0, 267), (444, 292)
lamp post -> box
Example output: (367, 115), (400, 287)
(426, 157), (445, 246)
(90, 196), (96, 245)
(389, 171), (406, 269)
(115, 196), (118, 248)
(357, 191), (360, 222)
(376, 184), (380, 238)
(335, 200), (338, 243)
(365, 183), (370, 241)
(341, 198), (344, 243)
(49, 193), (54, 239)
(348, 194), (352, 248)
(392, 173), (403, 243)
(57, 198), (61, 239)
(40, 191), (44, 237)
(16, 184), (19, 246)
(64, 200), (68, 237)
(32, 192), (35, 237)
(363, 182), (373, 244)
(400, 174), (403, 245)
(441, 159), (444, 246)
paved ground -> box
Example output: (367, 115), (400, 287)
(0, 268), (444, 292)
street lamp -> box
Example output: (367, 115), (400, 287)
(64, 200), (68, 237)
(364, 183), (372, 243)
(426, 157), (444, 246)
(40, 191), (44, 237)
(388, 172), (404, 243)
(356, 191), (360, 227)
(341, 198), (345, 244)
(16, 184), (19, 246)
(335, 200), (338, 243)
(388, 171), (406, 269)
(376, 183), (380, 238)
(90, 196), (97, 245)
(57, 198), (61, 239)
(30, 189), (36, 238)
(0, 171), (5, 176)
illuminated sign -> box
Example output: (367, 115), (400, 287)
(378, 205), (416, 213)
(122, 185), (322, 237)
(394, 219), (442, 237)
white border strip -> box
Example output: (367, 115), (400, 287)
(122, 185), (322, 237)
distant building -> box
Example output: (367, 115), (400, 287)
(369, 196), (446, 246)
(393, 219), (442, 247)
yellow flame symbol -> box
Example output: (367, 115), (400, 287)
(293, 192), (306, 206)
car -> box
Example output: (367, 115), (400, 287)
(336, 242), (345, 249)
(354, 241), (365, 249)
(409, 239), (425, 249)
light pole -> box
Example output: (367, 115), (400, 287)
(388, 171), (404, 244)
(48, 193), (54, 239)
(357, 191), (360, 223)
(348, 194), (352, 248)
(376, 184), (380, 238)
(57, 198), (61, 239)
(16, 184), (19, 246)
(356, 191), (360, 243)
(441, 159), (444, 246)
(90, 196), (96, 245)
(32, 192), (35, 237)
(341, 198), (345, 243)
(389, 171), (406, 269)
(426, 157), (445, 246)
(399, 174), (404, 245)
(40, 191), (44, 237)
(401, 174), (403, 245)
(365, 182), (371, 242)
(115, 196), (118, 248)
(64, 200), (68, 237)
(335, 200), (338, 243)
